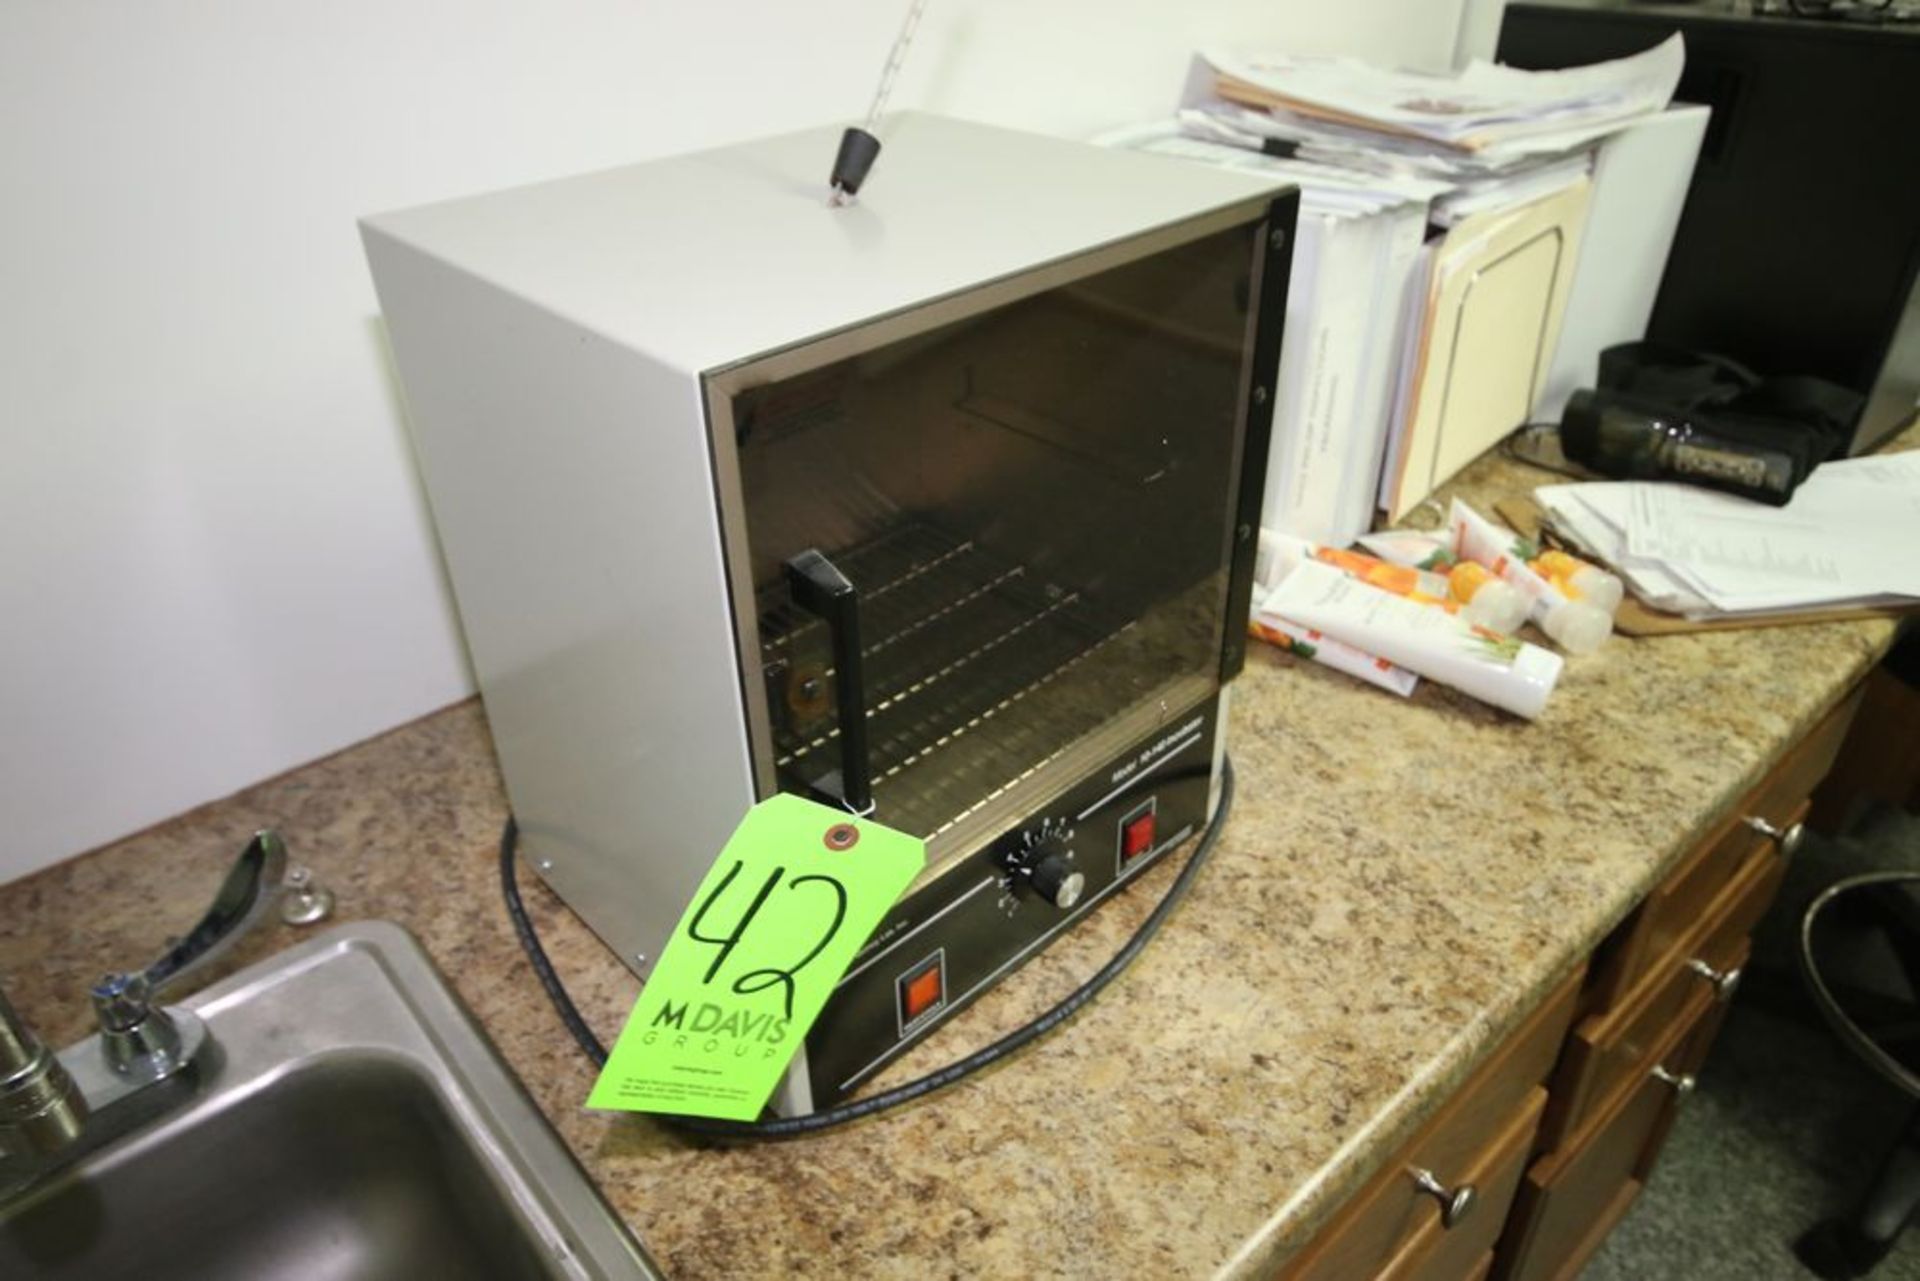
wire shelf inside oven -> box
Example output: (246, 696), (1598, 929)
(757, 523), (1215, 843)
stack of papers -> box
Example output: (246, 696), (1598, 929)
(1101, 37), (1690, 543)
(1537, 452), (1920, 619)
(1097, 122), (1453, 214)
(1429, 152), (1595, 229)
(1175, 35), (1679, 225)
(1172, 101), (1595, 227)
(1201, 35), (1684, 160)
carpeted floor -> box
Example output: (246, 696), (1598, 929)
(1585, 807), (1920, 1280)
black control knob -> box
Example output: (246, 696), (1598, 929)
(1025, 850), (1085, 910)
(999, 819), (1085, 910)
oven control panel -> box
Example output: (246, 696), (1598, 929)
(802, 697), (1220, 1105)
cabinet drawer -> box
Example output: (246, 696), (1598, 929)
(1283, 968), (1583, 1281)
(1545, 933), (1750, 1157)
(1539, 841), (1784, 1151)
(1603, 794), (1803, 1006)
(1586, 682), (1861, 1015)
(1495, 993), (1718, 1281)
(1380, 1089), (1547, 1281)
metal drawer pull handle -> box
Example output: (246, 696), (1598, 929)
(1409, 1168), (1477, 1228)
(1743, 815), (1805, 857)
(1651, 1064), (1697, 1095)
(1686, 957), (1744, 1002)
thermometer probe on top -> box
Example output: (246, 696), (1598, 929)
(828, 0), (930, 205)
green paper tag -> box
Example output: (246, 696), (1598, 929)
(586, 793), (925, 1120)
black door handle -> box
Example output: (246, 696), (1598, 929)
(783, 549), (873, 815)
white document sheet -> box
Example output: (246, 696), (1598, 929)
(1538, 450), (1920, 617)
(1625, 458), (1920, 598)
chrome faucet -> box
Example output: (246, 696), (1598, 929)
(0, 831), (307, 1197)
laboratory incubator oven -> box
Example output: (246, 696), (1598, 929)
(362, 114), (1296, 1114)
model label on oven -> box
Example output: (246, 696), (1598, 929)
(1108, 714), (1206, 788)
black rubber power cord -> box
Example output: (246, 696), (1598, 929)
(501, 755), (1235, 1138)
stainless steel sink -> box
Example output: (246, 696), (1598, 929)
(0, 921), (660, 1279)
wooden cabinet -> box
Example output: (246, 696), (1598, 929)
(1281, 970), (1582, 1281)
(1538, 850), (1774, 1155)
(1281, 682), (1864, 1281)
(1379, 1090), (1547, 1281)
(1584, 684), (1859, 1014)
(1491, 684), (1863, 1280)
(1497, 991), (1726, 1281)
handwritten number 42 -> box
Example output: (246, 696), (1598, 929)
(685, 860), (849, 1021)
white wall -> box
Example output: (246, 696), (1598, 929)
(0, 0), (1472, 882)
(1455, 0), (1512, 67)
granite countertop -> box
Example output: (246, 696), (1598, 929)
(0, 446), (1904, 1279)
